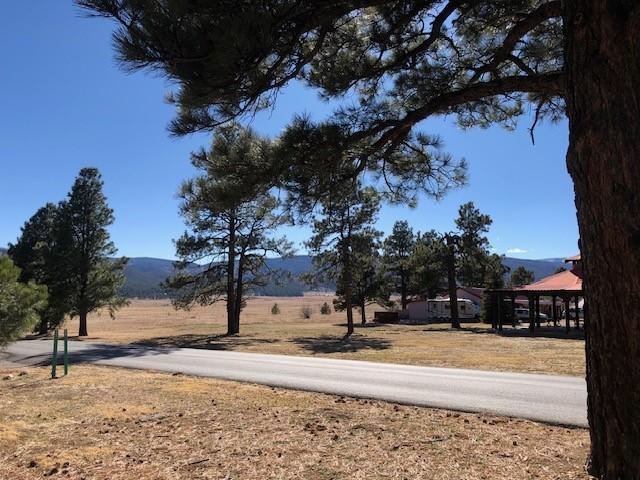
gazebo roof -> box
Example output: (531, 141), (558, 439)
(517, 268), (582, 292)
(564, 253), (581, 263)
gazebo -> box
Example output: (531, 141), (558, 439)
(487, 255), (583, 333)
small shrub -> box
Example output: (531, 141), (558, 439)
(301, 305), (313, 319)
(320, 302), (331, 315)
(271, 303), (280, 315)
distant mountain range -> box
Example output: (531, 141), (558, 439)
(120, 254), (566, 299)
(1, 247), (567, 298)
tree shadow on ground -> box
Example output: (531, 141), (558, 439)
(292, 335), (393, 354)
(422, 325), (585, 341)
(331, 322), (388, 330)
(133, 333), (280, 351)
(26, 342), (180, 367)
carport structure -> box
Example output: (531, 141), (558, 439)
(488, 255), (583, 333)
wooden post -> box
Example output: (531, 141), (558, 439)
(528, 295), (535, 333)
(564, 297), (571, 333)
(535, 296), (541, 328)
(552, 295), (558, 326)
(511, 294), (516, 328)
(574, 295), (580, 329)
(497, 293), (503, 332)
(490, 292), (497, 329)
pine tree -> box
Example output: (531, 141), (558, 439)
(165, 126), (292, 335)
(320, 302), (331, 315)
(78, 1), (640, 475)
(306, 185), (380, 336)
(509, 266), (535, 287)
(454, 202), (493, 287)
(55, 168), (128, 337)
(0, 257), (47, 347)
(382, 221), (415, 310)
(334, 229), (390, 325)
(407, 230), (447, 300)
(8, 203), (69, 333)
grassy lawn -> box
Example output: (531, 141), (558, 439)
(60, 298), (586, 377)
(0, 365), (589, 480)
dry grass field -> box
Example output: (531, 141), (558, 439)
(61, 297), (586, 376)
(0, 365), (590, 480)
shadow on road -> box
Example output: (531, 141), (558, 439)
(292, 335), (392, 354)
(19, 342), (181, 367)
(133, 333), (280, 351)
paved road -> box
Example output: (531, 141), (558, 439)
(5, 339), (587, 427)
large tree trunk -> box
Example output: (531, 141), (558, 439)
(78, 310), (88, 337)
(564, 3), (640, 478)
(226, 218), (238, 336)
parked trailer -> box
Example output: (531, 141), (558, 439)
(407, 298), (480, 322)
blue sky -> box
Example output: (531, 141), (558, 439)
(0, 3), (578, 260)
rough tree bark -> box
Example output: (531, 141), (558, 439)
(564, 2), (640, 477)
(78, 310), (88, 337)
(226, 216), (238, 336)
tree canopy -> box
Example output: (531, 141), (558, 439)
(306, 184), (381, 335)
(8, 203), (68, 333)
(0, 257), (47, 347)
(55, 168), (128, 336)
(166, 126), (292, 335)
(383, 221), (415, 310)
(509, 265), (535, 287)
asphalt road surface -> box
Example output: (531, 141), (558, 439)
(5, 339), (587, 427)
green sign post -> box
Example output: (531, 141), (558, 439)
(51, 329), (69, 379)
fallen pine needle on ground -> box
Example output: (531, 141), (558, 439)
(0, 365), (590, 479)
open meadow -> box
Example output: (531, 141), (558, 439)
(0, 365), (589, 480)
(63, 297), (586, 377)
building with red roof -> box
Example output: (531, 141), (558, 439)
(488, 254), (583, 333)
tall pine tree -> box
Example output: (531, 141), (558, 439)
(55, 168), (128, 337)
(334, 228), (390, 325)
(383, 221), (415, 310)
(165, 126), (291, 335)
(8, 203), (68, 333)
(306, 185), (381, 336)
(454, 202), (493, 287)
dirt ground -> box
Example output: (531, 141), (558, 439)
(59, 297), (586, 376)
(0, 365), (590, 480)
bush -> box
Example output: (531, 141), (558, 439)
(0, 257), (47, 348)
(320, 302), (331, 315)
(301, 305), (313, 319)
(271, 303), (280, 315)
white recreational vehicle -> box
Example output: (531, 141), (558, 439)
(407, 297), (480, 322)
